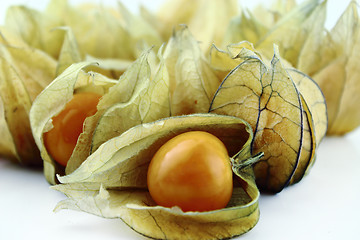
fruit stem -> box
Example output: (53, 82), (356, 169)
(231, 152), (264, 171)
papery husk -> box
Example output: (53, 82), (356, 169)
(54, 113), (262, 240)
(253, 0), (323, 66)
(225, 0), (360, 135)
(66, 49), (158, 174)
(31, 24), (229, 184)
(4, 3), (65, 59)
(309, 2), (360, 135)
(5, 0), (128, 60)
(4, 0), (161, 77)
(157, 0), (239, 52)
(90, 49), (170, 153)
(209, 45), (327, 192)
(253, 0), (297, 28)
(163, 25), (221, 115)
(29, 62), (117, 184)
(54, 26), (135, 79)
(0, 37), (56, 165)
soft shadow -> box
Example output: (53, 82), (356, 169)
(57, 215), (146, 240)
(0, 156), (43, 173)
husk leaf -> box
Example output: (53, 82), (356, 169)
(255, 0), (324, 67)
(54, 113), (261, 240)
(90, 51), (170, 153)
(29, 62), (116, 184)
(0, 42), (56, 165)
(163, 25), (220, 115)
(157, 0), (239, 52)
(210, 45), (327, 192)
(311, 1), (360, 134)
(65, 49), (155, 174)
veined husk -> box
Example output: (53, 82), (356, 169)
(4, 0), (162, 77)
(90, 25), (222, 153)
(29, 24), (264, 238)
(0, 11), (125, 165)
(66, 48), (165, 175)
(89, 48), (170, 155)
(30, 47), (167, 184)
(30, 24), (223, 184)
(223, 0), (318, 51)
(163, 25), (221, 115)
(255, 0), (324, 68)
(0, 33), (56, 165)
(209, 44), (327, 192)
(0, 0), (163, 165)
(29, 62), (118, 184)
(308, 2), (360, 135)
(252, 0), (360, 135)
(224, 0), (360, 135)
(53, 113), (262, 240)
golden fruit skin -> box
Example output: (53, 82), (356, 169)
(43, 92), (101, 167)
(147, 131), (233, 212)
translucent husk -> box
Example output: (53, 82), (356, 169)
(30, 24), (226, 184)
(0, 34), (56, 165)
(0, 0), (164, 165)
(4, 0), (162, 77)
(157, 0), (239, 52)
(53, 114), (262, 240)
(30, 62), (118, 183)
(223, 0), (360, 135)
(209, 44), (327, 192)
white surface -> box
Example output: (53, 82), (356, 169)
(0, 0), (358, 240)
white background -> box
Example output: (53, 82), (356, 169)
(0, 0), (359, 240)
